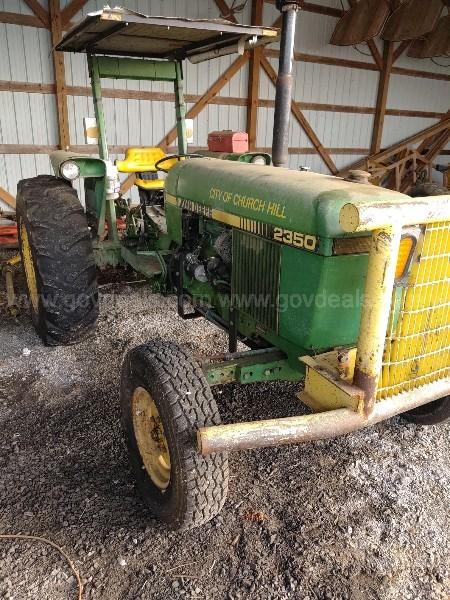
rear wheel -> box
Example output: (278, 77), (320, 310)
(121, 340), (229, 530)
(16, 175), (98, 345)
(402, 395), (450, 425)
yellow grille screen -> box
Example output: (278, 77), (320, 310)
(377, 221), (450, 400)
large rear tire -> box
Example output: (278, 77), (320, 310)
(402, 395), (450, 425)
(16, 175), (98, 346)
(120, 340), (229, 530)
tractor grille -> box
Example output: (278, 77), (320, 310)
(232, 230), (280, 332)
(377, 221), (450, 400)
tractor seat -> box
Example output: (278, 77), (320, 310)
(135, 176), (166, 190)
(116, 147), (165, 173)
(116, 147), (179, 191)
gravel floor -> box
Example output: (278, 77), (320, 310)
(0, 262), (449, 600)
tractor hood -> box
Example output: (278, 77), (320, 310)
(165, 158), (409, 238)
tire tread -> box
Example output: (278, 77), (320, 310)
(16, 175), (98, 345)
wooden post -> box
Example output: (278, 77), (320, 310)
(23, 0), (49, 27)
(247, 0), (264, 150)
(370, 41), (394, 155)
(49, 0), (70, 149)
(61, 0), (88, 29)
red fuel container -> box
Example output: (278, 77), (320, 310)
(207, 130), (249, 153)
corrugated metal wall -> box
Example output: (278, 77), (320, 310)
(0, 0), (449, 209)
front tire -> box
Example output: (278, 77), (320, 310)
(120, 340), (229, 530)
(16, 175), (98, 345)
(402, 395), (450, 425)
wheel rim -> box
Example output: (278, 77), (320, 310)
(132, 386), (171, 491)
(20, 223), (39, 312)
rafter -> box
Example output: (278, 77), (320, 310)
(214, 0), (238, 23)
(263, 47), (450, 81)
(338, 116), (450, 177)
(393, 40), (411, 63)
(370, 40), (394, 155)
(260, 55), (338, 174)
(61, 0), (88, 28)
(23, 0), (49, 27)
(0, 10), (46, 28)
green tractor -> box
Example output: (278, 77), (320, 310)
(16, 5), (450, 530)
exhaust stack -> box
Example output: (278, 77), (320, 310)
(272, 1), (303, 168)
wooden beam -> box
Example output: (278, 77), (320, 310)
(66, 86), (251, 106)
(214, 0), (238, 22)
(393, 40), (411, 63)
(373, 118), (450, 162)
(416, 111), (450, 154)
(49, 0), (70, 149)
(263, 48), (450, 81)
(0, 186), (16, 209)
(0, 144), (373, 156)
(0, 80), (55, 94)
(0, 144), (58, 153)
(338, 117), (450, 175)
(366, 40), (383, 71)
(398, 128), (450, 192)
(0, 10), (46, 28)
(121, 52), (250, 194)
(247, 0), (264, 150)
(0, 79), (444, 119)
(370, 40), (394, 155)
(391, 65), (450, 82)
(23, 0), (49, 27)
(260, 55), (338, 174)
(61, 0), (88, 28)
(423, 129), (450, 163)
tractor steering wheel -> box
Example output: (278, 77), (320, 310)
(154, 153), (203, 173)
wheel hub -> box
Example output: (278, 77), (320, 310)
(132, 387), (171, 490)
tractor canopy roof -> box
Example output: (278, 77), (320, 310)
(56, 6), (278, 59)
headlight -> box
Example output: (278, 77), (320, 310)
(61, 161), (80, 181)
(250, 155), (267, 165)
(395, 234), (416, 280)
(333, 231), (418, 281)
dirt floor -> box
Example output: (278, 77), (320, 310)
(0, 258), (449, 600)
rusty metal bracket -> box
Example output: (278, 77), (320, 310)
(2, 254), (21, 317)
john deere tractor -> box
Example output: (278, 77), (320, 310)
(16, 5), (450, 530)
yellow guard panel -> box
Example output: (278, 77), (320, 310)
(378, 221), (450, 399)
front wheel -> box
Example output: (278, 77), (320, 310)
(402, 395), (450, 425)
(120, 340), (229, 530)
